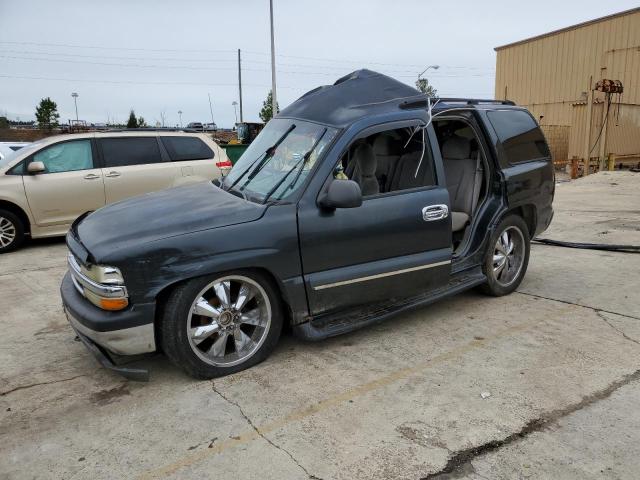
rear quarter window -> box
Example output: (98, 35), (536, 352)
(100, 137), (163, 167)
(160, 136), (214, 162)
(487, 110), (550, 164)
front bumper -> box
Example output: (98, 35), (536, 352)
(61, 272), (156, 356)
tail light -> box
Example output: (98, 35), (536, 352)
(216, 160), (233, 168)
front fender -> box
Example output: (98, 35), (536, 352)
(113, 204), (308, 321)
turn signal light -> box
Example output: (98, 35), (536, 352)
(99, 298), (129, 311)
(216, 160), (233, 168)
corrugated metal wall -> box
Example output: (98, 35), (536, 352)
(495, 8), (640, 162)
(569, 103), (640, 159)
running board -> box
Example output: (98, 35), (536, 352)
(293, 269), (486, 341)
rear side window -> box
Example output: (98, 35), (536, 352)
(487, 110), (550, 163)
(100, 137), (163, 167)
(160, 136), (214, 161)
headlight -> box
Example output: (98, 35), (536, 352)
(84, 264), (125, 285)
(68, 253), (129, 311)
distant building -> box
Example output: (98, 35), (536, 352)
(494, 7), (640, 169)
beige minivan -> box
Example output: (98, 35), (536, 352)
(0, 131), (231, 252)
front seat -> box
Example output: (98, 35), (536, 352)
(350, 143), (379, 196)
(372, 134), (400, 192)
(442, 135), (476, 232)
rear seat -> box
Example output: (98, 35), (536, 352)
(441, 135), (475, 232)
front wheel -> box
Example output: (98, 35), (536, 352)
(478, 215), (530, 296)
(160, 271), (283, 379)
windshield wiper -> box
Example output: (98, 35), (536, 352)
(225, 124), (297, 193)
(262, 128), (327, 204)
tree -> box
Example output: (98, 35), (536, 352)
(35, 97), (60, 130)
(126, 110), (138, 128)
(259, 90), (279, 123)
(137, 116), (147, 128)
(415, 78), (438, 98)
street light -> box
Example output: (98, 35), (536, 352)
(71, 92), (79, 122)
(178, 110), (183, 128)
(418, 65), (439, 80)
(232, 101), (238, 124)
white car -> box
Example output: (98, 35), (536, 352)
(0, 142), (30, 160)
(0, 131), (231, 252)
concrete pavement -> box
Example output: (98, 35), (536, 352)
(1, 171), (639, 479)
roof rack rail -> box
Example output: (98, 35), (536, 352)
(98, 127), (200, 133)
(436, 98), (516, 106)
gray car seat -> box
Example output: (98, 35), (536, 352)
(350, 143), (380, 196)
(388, 150), (435, 191)
(372, 134), (400, 192)
(442, 135), (476, 232)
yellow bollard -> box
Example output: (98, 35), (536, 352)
(608, 153), (616, 171)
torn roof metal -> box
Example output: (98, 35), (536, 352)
(277, 69), (425, 128)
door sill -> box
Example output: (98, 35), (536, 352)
(293, 267), (486, 341)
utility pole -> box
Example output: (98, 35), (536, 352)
(237, 49), (244, 122)
(208, 93), (215, 126)
(269, 0), (278, 117)
(583, 76), (594, 177)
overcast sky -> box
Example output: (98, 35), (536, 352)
(0, 0), (637, 128)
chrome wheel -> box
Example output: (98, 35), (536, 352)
(186, 275), (272, 367)
(0, 216), (16, 248)
(491, 226), (525, 287)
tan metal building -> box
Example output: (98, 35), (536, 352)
(494, 7), (640, 171)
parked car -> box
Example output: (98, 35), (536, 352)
(186, 122), (204, 131)
(0, 131), (231, 252)
(204, 122), (218, 132)
(61, 70), (554, 380)
(0, 142), (30, 160)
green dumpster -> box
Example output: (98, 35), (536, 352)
(224, 144), (249, 165)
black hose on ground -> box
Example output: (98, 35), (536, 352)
(532, 237), (640, 253)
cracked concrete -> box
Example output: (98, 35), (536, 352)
(1, 171), (640, 480)
(0, 374), (87, 397)
(212, 381), (324, 480)
(422, 369), (640, 479)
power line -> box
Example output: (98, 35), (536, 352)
(0, 40), (236, 54)
(0, 48), (496, 73)
(0, 40), (494, 72)
(0, 49), (238, 63)
(0, 73), (305, 90)
(1, 55), (495, 79)
(0, 50), (495, 76)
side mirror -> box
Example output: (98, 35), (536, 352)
(318, 179), (363, 209)
(27, 161), (46, 174)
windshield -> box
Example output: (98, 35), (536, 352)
(223, 119), (338, 202)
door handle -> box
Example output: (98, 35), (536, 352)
(105, 171), (121, 178)
(84, 173), (101, 180)
(422, 204), (449, 221)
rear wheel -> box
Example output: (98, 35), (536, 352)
(161, 271), (283, 379)
(478, 215), (530, 296)
(0, 209), (25, 253)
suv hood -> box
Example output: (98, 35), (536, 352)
(75, 181), (265, 261)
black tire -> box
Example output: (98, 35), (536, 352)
(160, 270), (283, 379)
(478, 214), (530, 297)
(0, 209), (25, 253)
